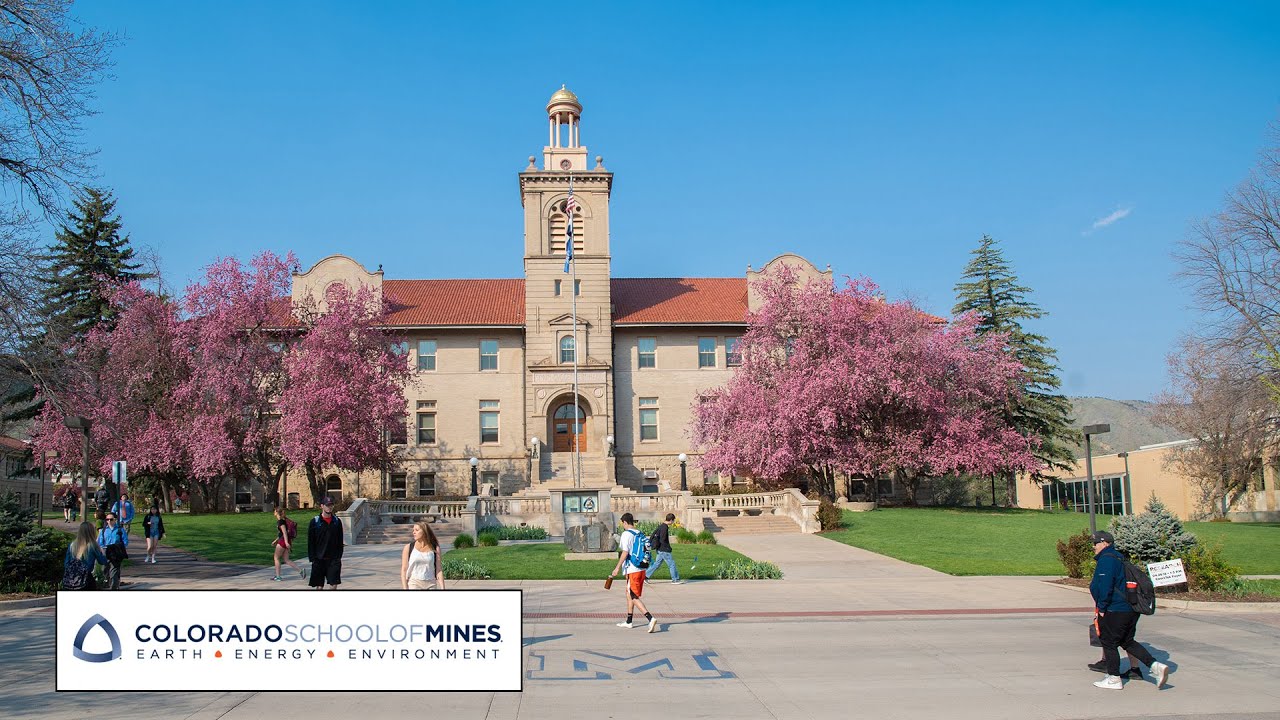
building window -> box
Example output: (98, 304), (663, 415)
(389, 473), (407, 499)
(639, 397), (659, 441)
(554, 279), (562, 296)
(575, 279), (581, 296)
(638, 337), (656, 368)
(698, 337), (716, 368)
(480, 400), (500, 444)
(390, 341), (409, 357)
(1041, 476), (1128, 516)
(480, 339), (499, 371)
(325, 475), (342, 504)
(389, 417), (408, 445)
(481, 470), (499, 492)
(235, 478), (252, 506)
(549, 199), (584, 256)
(417, 472), (436, 496)
(726, 337), (742, 366)
(417, 340), (437, 371)
(416, 401), (436, 445)
(560, 335), (576, 364)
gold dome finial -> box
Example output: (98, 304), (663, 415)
(547, 85), (581, 114)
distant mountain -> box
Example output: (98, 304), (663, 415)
(1066, 397), (1186, 456)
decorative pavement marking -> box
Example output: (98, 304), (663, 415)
(527, 649), (735, 680)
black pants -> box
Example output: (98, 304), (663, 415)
(1099, 611), (1157, 675)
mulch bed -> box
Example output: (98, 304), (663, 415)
(1052, 577), (1278, 603)
(0, 592), (50, 601)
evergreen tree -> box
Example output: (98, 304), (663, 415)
(953, 235), (1078, 503)
(39, 187), (149, 340)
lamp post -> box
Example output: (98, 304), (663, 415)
(606, 435), (615, 457)
(530, 436), (540, 460)
(63, 416), (92, 521)
(469, 456), (479, 497)
(1082, 423), (1111, 534)
(1118, 451), (1132, 516)
(678, 453), (688, 492)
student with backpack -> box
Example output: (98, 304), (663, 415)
(63, 522), (108, 590)
(272, 506), (306, 581)
(141, 506), (165, 563)
(608, 513), (659, 633)
(1089, 530), (1172, 690)
(644, 513), (684, 584)
(97, 512), (128, 590)
(307, 496), (343, 589)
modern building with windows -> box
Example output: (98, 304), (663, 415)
(281, 88), (832, 503)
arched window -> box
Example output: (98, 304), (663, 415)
(548, 198), (584, 256)
(324, 281), (347, 303)
(324, 475), (342, 504)
(559, 335), (576, 364)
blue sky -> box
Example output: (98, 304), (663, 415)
(63, 1), (1280, 401)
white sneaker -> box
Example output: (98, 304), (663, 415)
(616, 621), (635, 628)
(672, 579), (685, 584)
(648, 617), (658, 633)
(1093, 675), (1123, 690)
(1150, 661), (1169, 688)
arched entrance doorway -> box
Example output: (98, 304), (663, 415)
(551, 401), (588, 453)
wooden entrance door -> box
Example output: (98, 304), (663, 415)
(552, 403), (587, 452)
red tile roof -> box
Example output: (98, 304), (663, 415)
(266, 277), (748, 328)
(383, 279), (525, 326)
(611, 278), (748, 324)
(0, 436), (30, 452)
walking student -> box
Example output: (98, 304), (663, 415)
(141, 506), (165, 564)
(1089, 530), (1172, 690)
(97, 512), (129, 590)
(645, 513), (683, 584)
(112, 492), (137, 538)
(272, 507), (306, 581)
(307, 496), (344, 589)
(608, 513), (658, 633)
(400, 520), (446, 590)
(62, 522), (108, 590)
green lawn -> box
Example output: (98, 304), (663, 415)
(158, 510), (315, 565)
(822, 507), (1280, 576)
(444, 542), (751, 580)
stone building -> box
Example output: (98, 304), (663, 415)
(278, 88), (831, 506)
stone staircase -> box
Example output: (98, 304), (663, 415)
(359, 519), (463, 546)
(540, 454), (609, 487)
(702, 513), (801, 534)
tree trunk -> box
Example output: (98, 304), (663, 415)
(899, 469), (918, 506)
(305, 460), (324, 507)
(1004, 469), (1018, 508)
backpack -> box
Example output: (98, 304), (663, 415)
(1123, 560), (1156, 615)
(625, 529), (651, 570)
(63, 553), (91, 590)
(285, 518), (298, 541)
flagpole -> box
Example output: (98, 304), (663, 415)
(568, 173), (581, 489)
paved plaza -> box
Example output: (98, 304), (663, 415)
(3, 534), (1278, 719)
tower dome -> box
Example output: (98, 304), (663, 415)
(547, 85), (582, 116)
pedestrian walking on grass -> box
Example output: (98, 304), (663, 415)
(645, 513), (683, 584)
(401, 520), (445, 590)
(141, 506), (165, 564)
(1089, 530), (1172, 690)
(62, 522), (107, 590)
(609, 512), (658, 633)
(272, 507), (306, 581)
(307, 496), (343, 589)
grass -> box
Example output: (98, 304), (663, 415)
(155, 510), (316, 565)
(443, 542), (751, 580)
(822, 507), (1280, 576)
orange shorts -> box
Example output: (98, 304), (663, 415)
(627, 571), (645, 598)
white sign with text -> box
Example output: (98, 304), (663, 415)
(1146, 558), (1187, 587)
(57, 589), (522, 691)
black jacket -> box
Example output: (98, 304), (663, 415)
(142, 513), (165, 539)
(308, 514), (344, 562)
(651, 523), (673, 553)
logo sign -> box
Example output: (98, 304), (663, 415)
(1147, 558), (1188, 587)
(57, 590), (522, 691)
(111, 460), (126, 486)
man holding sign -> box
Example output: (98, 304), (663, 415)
(1088, 531), (1174, 690)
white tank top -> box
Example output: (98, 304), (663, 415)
(407, 545), (437, 581)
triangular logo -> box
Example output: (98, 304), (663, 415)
(73, 613), (122, 663)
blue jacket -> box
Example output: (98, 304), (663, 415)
(111, 500), (136, 524)
(65, 542), (108, 575)
(1090, 545), (1133, 613)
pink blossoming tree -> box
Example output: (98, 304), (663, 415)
(691, 267), (1041, 502)
(277, 284), (410, 506)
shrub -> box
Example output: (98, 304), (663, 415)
(816, 497), (843, 530)
(1181, 542), (1238, 592)
(696, 530), (717, 545)
(674, 528), (699, 544)
(1056, 529), (1094, 579)
(441, 557), (491, 580)
(452, 533), (475, 549)
(486, 525), (548, 541)
(1110, 495), (1197, 563)
(0, 526), (69, 594)
(691, 483), (762, 496)
(634, 520), (661, 537)
(712, 559), (782, 579)
(476, 531), (499, 547)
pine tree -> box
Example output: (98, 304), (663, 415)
(40, 187), (149, 340)
(953, 235), (1078, 503)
